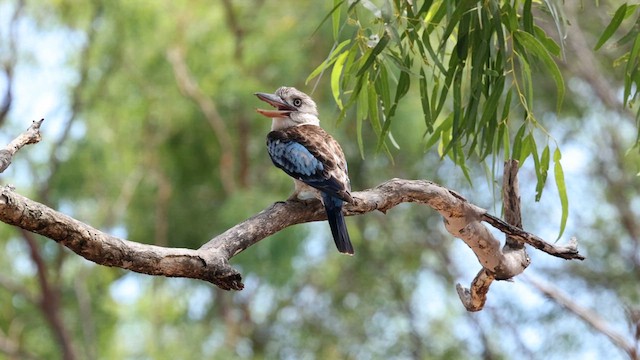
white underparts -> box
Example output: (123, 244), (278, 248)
(293, 179), (320, 201)
(271, 114), (320, 131)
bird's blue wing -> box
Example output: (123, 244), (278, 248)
(267, 127), (352, 202)
(267, 137), (348, 199)
(267, 138), (325, 178)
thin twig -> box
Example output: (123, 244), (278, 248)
(482, 213), (584, 260)
(0, 118), (44, 173)
(525, 274), (637, 359)
(455, 268), (494, 312)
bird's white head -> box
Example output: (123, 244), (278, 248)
(255, 87), (320, 130)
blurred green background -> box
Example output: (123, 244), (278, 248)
(0, 0), (638, 359)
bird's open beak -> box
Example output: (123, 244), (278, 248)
(255, 92), (295, 118)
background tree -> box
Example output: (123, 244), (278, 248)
(0, 0), (638, 359)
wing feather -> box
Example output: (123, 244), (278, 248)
(267, 125), (352, 202)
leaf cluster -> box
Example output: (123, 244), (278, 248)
(596, 3), (640, 146)
(309, 0), (569, 236)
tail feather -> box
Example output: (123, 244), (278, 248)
(321, 193), (354, 255)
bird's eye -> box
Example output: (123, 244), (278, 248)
(292, 98), (302, 107)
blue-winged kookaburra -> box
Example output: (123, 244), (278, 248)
(255, 86), (354, 255)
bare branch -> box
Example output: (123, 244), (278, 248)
(0, 185), (242, 290)
(0, 118), (44, 173)
(456, 268), (494, 312)
(482, 213), (584, 260)
(525, 274), (637, 358)
(456, 160), (531, 311)
(503, 160), (524, 249)
(0, 177), (584, 304)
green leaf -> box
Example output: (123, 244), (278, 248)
(500, 122), (510, 161)
(594, 4), (627, 51)
(535, 145), (550, 201)
(502, 1), (518, 32)
(454, 9), (470, 60)
(514, 30), (565, 112)
(425, 113), (452, 150)
(437, 118), (452, 158)
(367, 84), (381, 155)
(419, 68), (433, 132)
(356, 82), (369, 158)
(312, 0), (345, 38)
(331, 50), (350, 109)
(356, 32), (390, 77)
(501, 89), (512, 124)
(478, 83), (503, 158)
(613, 15), (640, 48)
(518, 54), (534, 113)
(332, 0), (343, 40)
(553, 148), (569, 240)
(340, 46), (359, 89)
(624, 34), (640, 106)
(421, 27), (447, 74)
(356, 78), (369, 122)
(523, 0), (534, 34)
(390, 66), (411, 116)
(306, 39), (351, 84)
(375, 63), (391, 116)
(518, 132), (533, 165)
(511, 122), (527, 161)
(438, 0), (475, 52)
(447, 68), (462, 155)
(534, 26), (561, 57)
(369, 97), (383, 139)
(449, 143), (472, 184)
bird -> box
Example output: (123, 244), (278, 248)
(255, 86), (355, 255)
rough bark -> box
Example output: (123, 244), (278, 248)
(0, 179), (584, 291)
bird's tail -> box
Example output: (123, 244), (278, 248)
(321, 193), (354, 255)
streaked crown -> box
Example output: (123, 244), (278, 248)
(274, 87), (318, 118)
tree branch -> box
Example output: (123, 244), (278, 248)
(0, 178), (584, 300)
(524, 274), (637, 358)
(455, 160), (532, 311)
(482, 214), (583, 260)
(0, 118), (44, 173)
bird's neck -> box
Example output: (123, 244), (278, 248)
(271, 116), (320, 131)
